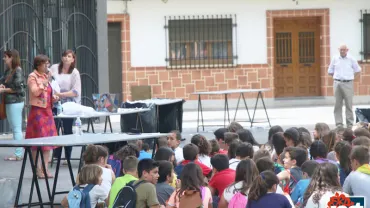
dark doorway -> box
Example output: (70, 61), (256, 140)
(108, 22), (123, 102)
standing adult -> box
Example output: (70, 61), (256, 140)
(49, 50), (81, 161)
(1, 49), (25, 161)
(26, 55), (59, 178)
(328, 44), (361, 129)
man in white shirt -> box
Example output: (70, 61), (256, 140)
(328, 44), (361, 128)
(167, 130), (184, 164)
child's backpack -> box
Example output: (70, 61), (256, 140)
(228, 192), (248, 208)
(107, 154), (122, 177)
(178, 187), (205, 208)
(67, 184), (95, 208)
(112, 180), (146, 208)
(283, 170), (298, 195)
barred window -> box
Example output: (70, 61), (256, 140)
(164, 15), (238, 69)
(361, 10), (370, 61)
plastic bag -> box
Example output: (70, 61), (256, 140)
(0, 177), (19, 207)
(62, 102), (96, 116)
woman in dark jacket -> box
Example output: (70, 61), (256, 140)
(1, 49), (25, 161)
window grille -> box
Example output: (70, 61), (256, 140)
(164, 15), (238, 69)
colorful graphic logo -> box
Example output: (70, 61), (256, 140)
(327, 192), (365, 208)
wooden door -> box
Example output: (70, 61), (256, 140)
(274, 17), (321, 97)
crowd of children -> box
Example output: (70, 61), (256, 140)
(61, 121), (370, 208)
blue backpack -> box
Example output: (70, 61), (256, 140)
(67, 184), (95, 208)
(108, 155), (122, 177)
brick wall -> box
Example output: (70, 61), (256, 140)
(126, 64), (273, 100)
(108, 13), (370, 101)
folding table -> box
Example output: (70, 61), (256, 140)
(54, 108), (150, 134)
(192, 88), (271, 132)
(0, 133), (168, 207)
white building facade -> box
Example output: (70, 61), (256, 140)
(107, 0), (370, 103)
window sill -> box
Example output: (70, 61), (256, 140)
(359, 59), (370, 64)
(167, 63), (236, 69)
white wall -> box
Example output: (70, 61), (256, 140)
(107, 0), (370, 67)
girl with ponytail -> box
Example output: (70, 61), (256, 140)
(246, 170), (292, 208)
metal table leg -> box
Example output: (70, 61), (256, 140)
(27, 148), (44, 207)
(87, 118), (95, 133)
(224, 94), (230, 127)
(250, 91), (271, 128)
(197, 94), (205, 132)
(86, 118), (95, 133)
(241, 93), (252, 124)
(14, 146), (28, 207)
(39, 147), (52, 202)
(104, 116), (113, 133)
(51, 146), (62, 204)
(65, 147), (76, 186)
(233, 93), (242, 121)
(51, 118), (63, 168)
(260, 91), (271, 127)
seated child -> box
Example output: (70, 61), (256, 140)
(277, 147), (307, 194)
(167, 163), (213, 208)
(156, 161), (175, 206)
(209, 139), (226, 156)
(133, 159), (160, 207)
(168, 130), (184, 164)
(61, 164), (105, 208)
(175, 143), (212, 177)
(109, 143), (140, 177)
(214, 128), (229, 154)
(290, 160), (319, 206)
(255, 157), (285, 195)
(343, 146), (370, 204)
(246, 170), (292, 208)
(82, 145), (115, 200)
(138, 143), (152, 160)
(108, 156), (138, 208)
(229, 142), (254, 170)
(209, 154), (235, 202)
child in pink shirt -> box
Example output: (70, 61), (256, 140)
(167, 163), (212, 208)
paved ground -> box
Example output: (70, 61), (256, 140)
(0, 104), (367, 206)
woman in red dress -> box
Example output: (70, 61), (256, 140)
(25, 55), (59, 179)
